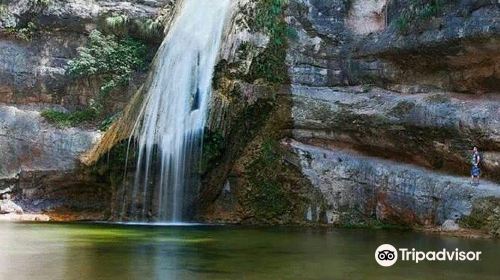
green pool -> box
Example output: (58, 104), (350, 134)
(0, 222), (498, 279)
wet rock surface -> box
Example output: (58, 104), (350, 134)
(0, 182), (51, 221)
(441, 219), (460, 231)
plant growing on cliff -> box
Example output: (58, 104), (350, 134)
(41, 31), (147, 128)
(104, 14), (164, 41)
(246, 139), (292, 220)
(105, 15), (129, 35)
(459, 198), (500, 237)
(246, 0), (289, 84)
(4, 21), (37, 41)
(254, 0), (288, 34)
(67, 30), (147, 102)
(395, 0), (446, 33)
(0, 4), (6, 16)
(200, 130), (226, 174)
(134, 19), (164, 40)
(30, 0), (51, 8)
(41, 108), (98, 128)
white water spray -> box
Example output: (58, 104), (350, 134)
(121, 0), (231, 222)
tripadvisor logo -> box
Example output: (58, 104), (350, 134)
(375, 244), (398, 267)
(375, 244), (482, 267)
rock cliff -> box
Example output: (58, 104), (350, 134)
(200, 0), (500, 235)
(0, 0), (498, 235)
(278, 0), (500, 233)
(0, 0), (171, 219)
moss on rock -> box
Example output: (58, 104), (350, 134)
(459, 198), (500, 238)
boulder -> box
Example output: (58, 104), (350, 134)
(441, 219), (460, 231)
(0, 104), (101, 180)
(0, 199), (23, 214)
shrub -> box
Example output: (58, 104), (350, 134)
(395, 0), (446, 33)
(41, 108), (98, 127)
(41, 29), (147, 128)
(31, 0), (51, 8)
(67, 30), (147, 99)
(246, 0), (289, 84)
(133, 19), (164, 40)
(4, 21), (37, 41)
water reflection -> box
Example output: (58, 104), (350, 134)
(0, 223), (499, 280)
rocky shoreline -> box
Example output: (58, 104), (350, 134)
(0, 187), (49, 221)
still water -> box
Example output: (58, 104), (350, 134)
(0, 222), (499, 279)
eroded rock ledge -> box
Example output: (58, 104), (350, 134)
(0, 104), (105, 219)
(289, 139), (500, 227)
(291, 85), (500, 182)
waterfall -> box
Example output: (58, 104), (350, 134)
(121, 0), (232, 222)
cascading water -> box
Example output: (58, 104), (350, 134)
(120, 0), (231, 222)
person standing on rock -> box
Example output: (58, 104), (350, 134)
(471, 146), (481, 186)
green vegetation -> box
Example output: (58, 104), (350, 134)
(247, 139), (291, 220)
(133, 18), (164, 40)
(105, 15), (129, 35)
(31, 0), (51, 8)
(41, 30), (147, 128)
(459, 198), (500, 237)
(200, 130), (226, 174)
(254, 0), (288, 34)
(395, 0), (446, 33)
(104, 14), (164, 41)
(4, 21), (37, 41)
(41, 108), (98, 128)
(246, 0), (289, 84)
(68, 30), (147, 99)
(99, 113), (120, 131)
(0, 4), (7, 16)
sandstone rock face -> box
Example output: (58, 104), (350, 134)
(0, 0), (168, 106)
(287, 0), (499, 93)
(0, 104), (106, 216)
(283, 0), (500, 230)
(0, 0), (174, 219)
(0, 104), (100, 179)
(290, 140), (500, 226)
(291, 85), (500, 182)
